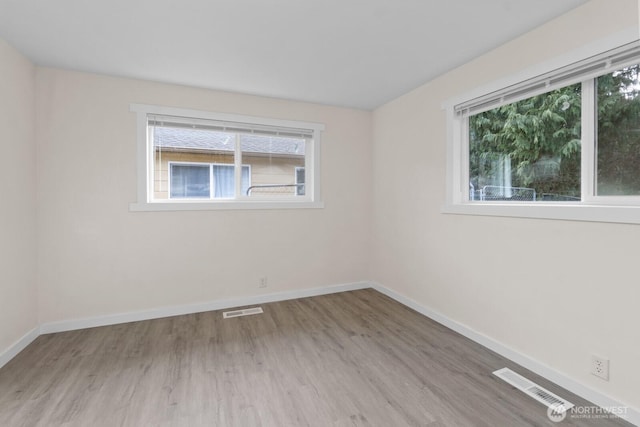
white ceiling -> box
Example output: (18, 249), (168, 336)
(0, 0), (587, 110)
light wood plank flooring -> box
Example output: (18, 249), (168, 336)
(0, 289), (632, 426)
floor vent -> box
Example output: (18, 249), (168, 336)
(493, 368), (574, 410)
(223, 307), (264, 319)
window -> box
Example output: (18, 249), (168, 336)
(130, 104), (324, 211)
(295, 167), (305, 196)
(446, 39), (640, 224)
(169, 163), (250, 199)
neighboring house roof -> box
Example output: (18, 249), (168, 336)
(154, 127), (305, 156)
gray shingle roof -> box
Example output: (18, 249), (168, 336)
(154, 127), (305, 156)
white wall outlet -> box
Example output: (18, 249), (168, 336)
(259, 277), (268, 288)
(591, 355), (609, 380)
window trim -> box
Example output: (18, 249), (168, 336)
(443, 27), (640, 224)
(130, 104), (325, 211)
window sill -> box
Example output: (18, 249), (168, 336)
(442, 202), (640, 225)
(130, 200), (324, 212)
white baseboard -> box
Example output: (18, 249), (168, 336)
(0, 326), (39, 370)
(370, 282), (640, 427)
(40, 281), (370, 334)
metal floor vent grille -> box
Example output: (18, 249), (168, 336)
(493, 368), (574, 410)
(223, 307), (264, 319)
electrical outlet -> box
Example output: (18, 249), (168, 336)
(591, 355), (609, 380)
(259, 277), (268, 288)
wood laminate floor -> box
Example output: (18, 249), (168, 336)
(0, 289), (632, 426)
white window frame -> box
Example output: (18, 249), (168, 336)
(130, 104), (324, 211)
(443, 28), (640, 224)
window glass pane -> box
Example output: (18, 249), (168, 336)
(170, 164), (210, 198)
(153, 125), (235, 200)
(469, 83), (581, 202)
(596, 65), (640, 196)
(211, 164), (251, 198)
(241, 135), (306, 197)
(212, 165), (234, 198)
(242, 166), (251, 196)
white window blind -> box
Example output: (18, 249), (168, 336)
(148, 114), (314, 139)
(455, 40), (640, 117)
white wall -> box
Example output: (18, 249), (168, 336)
(0, 40), (38, 354)
(371, 0), (640, 412)
(35, 68), (372, 323)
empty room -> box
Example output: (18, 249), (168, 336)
(1, 0), (639, 425)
